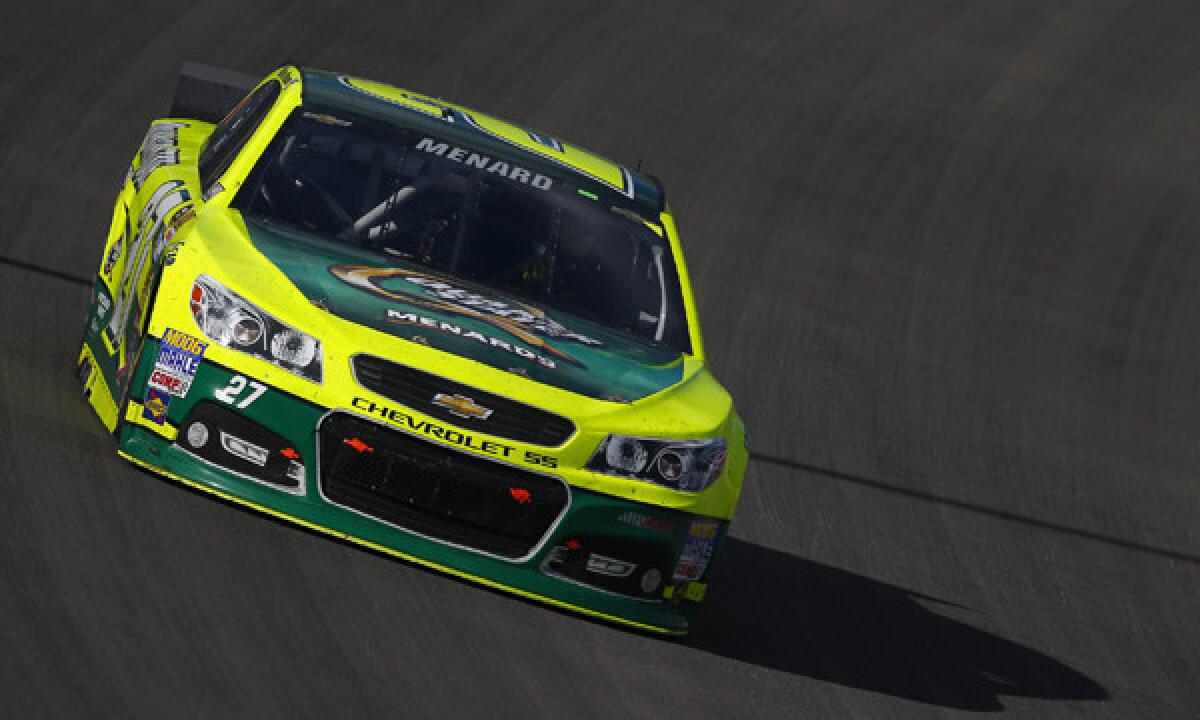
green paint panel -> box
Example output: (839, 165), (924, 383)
(243, 216), (684, 401)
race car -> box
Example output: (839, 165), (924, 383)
(77, 63), (746, 634)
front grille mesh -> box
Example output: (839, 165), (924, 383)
(319, 412), (568, 558)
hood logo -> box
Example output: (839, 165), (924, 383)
(329, 265), (601, 367)
(432, 393), (493, 420)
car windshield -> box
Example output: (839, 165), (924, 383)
(234, 110), (691, 353)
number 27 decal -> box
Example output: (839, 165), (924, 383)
(214, 374), (267, 408)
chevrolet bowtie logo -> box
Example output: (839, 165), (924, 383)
(432, 393), (493, 420)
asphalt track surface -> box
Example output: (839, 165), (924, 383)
(2, 1), (1199, 717)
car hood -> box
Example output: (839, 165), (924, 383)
(240, 214), (685, 402)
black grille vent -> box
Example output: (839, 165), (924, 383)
(352, 355), (576, 446)
(319, 412), (569, 559)
(176, 401), (303, 491)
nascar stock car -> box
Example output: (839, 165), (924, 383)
(77, 63), (746, 634)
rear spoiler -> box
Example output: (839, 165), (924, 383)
(169, 62), (260, 124)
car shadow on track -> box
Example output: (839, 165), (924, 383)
(122, 460), (1106, 713)
(686, 538), (1108, 712)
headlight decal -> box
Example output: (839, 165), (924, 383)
(588, 435), (727, 493)
(190, 275), (323, 383)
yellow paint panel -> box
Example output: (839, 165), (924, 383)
(459, 111), (630, 194)
(683, 582), (708, 602)
(99, 328), (117, 356)
(344, 77), (448, 119)
(662, 582), (707, 602)
(79, 343), (119, 431)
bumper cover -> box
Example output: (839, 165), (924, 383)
(114, 337), (727, 634)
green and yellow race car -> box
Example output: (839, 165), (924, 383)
(78, 63), (746, 634)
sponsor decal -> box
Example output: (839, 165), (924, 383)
(142, 388), (171, 425)
(616, 510), (677, 534)
(94, 290), (112, 321)
(332, 265), (601, 368)
(398, 274), (600, 346)
(102, 232), (123, 277)
(386, 310), (559, 369)
(351, 396), (556, 468)
(414, 136), (553, 190)
(170, 203), (195, 226)
(148, 367), (187, 396)
(131, 122), (186, 191)
(671, 519), (722, 584)
(220, 431), (269, 466)
(151, 327), (208, 397)
(585, 553), (636, 578)
(89, 286), (112, 333)
(108, 178), (191, 377)
(432, 393), (492, 420)
(160, 203), (196, 265)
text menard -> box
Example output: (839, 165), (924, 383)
(414, 137), (553, 191)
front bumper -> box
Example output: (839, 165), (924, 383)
(114, 337), (726, 634)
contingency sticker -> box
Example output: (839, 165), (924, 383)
(671, 519), (723, 583)
(150, 327), (208, 397)
(616, 510), (677, 534)
(142, 388), (171, 425)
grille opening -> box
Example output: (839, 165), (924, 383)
(319, 412), (569, 559)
